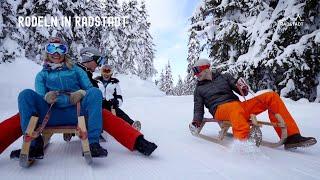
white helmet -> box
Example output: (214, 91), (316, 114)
(192, 58), (211, 76)
(194, 58), (210, 67)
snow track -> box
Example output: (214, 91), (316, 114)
(0, 61), (319, 179)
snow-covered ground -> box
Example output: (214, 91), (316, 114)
(0, 59), (320, 180)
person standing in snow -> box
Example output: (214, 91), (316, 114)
(190, 58), (317, 149)
(12, 37), (108, 159)
(95, 64), (141, 130)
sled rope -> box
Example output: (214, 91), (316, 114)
(24, 103), (54, 142)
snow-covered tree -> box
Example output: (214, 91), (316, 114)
(15, 0), (105, 62)
(136, 0), (156, 80)
(0, 1), (24, 63)
(121, 0), (140, 74)
(157, 62), (174, 95)
(174, 75), (184, 96)
(1, 0), (157, 81)
(100, 0), (124, 70)
(190, 0), (320, 102)
(120, 0), (156, 79)
(184, 28), (200, 95)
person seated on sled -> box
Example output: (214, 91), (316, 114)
(95, 64), (141, 130)
(77, 47), (157, 156)
(190, 58), (317, 149)
(0, 45), (157, 157)
(12, 37), (108, 159)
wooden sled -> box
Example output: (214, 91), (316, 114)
(189, 114), (287, 148)
(19, 116), (92, 168)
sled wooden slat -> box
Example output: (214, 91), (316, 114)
(19, 116), (39, 167)
(204, 116), (286, 128)
(42, 131), (53, 148)
(78, 116), (92, 164)
(18, 116), (93, 167)
(43, 126), (77, 134)
(193, 114), (288, 148)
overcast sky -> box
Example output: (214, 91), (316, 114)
(120, 0), (200, 83)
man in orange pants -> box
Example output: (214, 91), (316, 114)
(191, 58), (317, 149)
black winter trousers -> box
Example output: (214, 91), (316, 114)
(102, 100), (134, 125)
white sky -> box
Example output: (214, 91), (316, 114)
(120, 0), (200, 83)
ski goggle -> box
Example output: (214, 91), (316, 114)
(101, 68), (112, 75)
(82, 52), (106, 65)
(192, 64), (210, 76)
(96, 56), (106, 65)
(45, 43), (68, 55)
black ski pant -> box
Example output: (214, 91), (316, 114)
(102, 100), (134, 125)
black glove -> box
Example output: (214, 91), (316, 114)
(110, 98), (119, 107)
(192, 120), (202, 128)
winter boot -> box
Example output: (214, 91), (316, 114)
(99, 134), (107, 143)
(135, 136), (157, 156)
(89, 143), (108, 158)
(132, 120), (141, 131)
(10, 135), (44, 160)
(284, 134), (317, 149)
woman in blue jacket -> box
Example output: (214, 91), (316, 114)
(16, 37), (108, 159)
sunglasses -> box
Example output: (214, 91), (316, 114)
(46, 43), (68, 55)
(192, 64), (210, 75)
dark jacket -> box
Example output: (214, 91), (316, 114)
(76, 62), (99, 88)
(193, 72), (241, 120)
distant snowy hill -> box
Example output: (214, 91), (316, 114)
(0, 59), (320, 180)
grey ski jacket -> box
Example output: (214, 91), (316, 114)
(193, 72), (241, 121)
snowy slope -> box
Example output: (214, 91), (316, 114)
(0, 60), (320, 180)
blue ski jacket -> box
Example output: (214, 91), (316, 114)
(35, 62), (93, 108)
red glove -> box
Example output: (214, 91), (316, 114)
(236, 78), (249, 96)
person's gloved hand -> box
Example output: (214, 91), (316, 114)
(69, 90), (86, 104)
(44, 91), (58, 104)
(110, 98), (119, 107)
(191, 120), (202, 128)
(236, 77), (249, 96)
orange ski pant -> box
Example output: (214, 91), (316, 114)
(0, 110), (142, 154)
(214, 91), (300, 140)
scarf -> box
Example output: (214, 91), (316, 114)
(44, 61), (65, 71)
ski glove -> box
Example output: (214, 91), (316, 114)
(192, 120), (202, 128)
(69, 90), (86, 105)
(236, 77), (249, 96)
(110, 98), (119, 107)
(44, 91), (58, 104)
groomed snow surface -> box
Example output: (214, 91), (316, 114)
(0, 59), (319, 180)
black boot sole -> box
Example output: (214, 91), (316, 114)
(284, 138), (317, 150)
(143, 144), (158, 156)
(10, 150), (44, 161)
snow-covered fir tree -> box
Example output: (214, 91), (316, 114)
(174, 75), (184, 96)
(0, 0), (25, 63)
(190, 0), (320, 102)
(100, 0), (124, 71)
(157, 62), (174, 95)
(136, 0), (156, 80)
(121, 0), (140, 74)
(17, 0), (73, 62)
(184, 28), (201, 95)
(1, 0), (157, 81)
